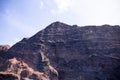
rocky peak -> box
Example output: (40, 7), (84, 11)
(46, 21), (70, 29)
(1, 22), (120, 80)
(42, 21), (76, 35)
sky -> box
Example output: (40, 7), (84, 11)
(0, 0), (120, 46)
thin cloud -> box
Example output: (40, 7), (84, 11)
(39, 1), (44, 9)
(1, 0), (120, 46)
(51, 0), (73, 14)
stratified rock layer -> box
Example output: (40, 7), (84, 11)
(2, 22), (120, 80)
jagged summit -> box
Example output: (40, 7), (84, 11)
(45, 21), (79, 31)
(44, 21), (73, 32)
(47, 21), (70, 28)
(32, 22), (120, 42)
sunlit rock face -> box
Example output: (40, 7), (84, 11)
(1, 22), (120, 80)
(0, 45), (10, 52)
(0, 58), (49, 80)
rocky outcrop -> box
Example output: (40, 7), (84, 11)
(0, 58), (48, 80)
(0, 46), (58, 80)
(0, 45), (10, 57)
(0, 45), (10, 70)
(0, 45), (10, 52)
(6, 38), (58, 80)
(1, 22), (120, 80)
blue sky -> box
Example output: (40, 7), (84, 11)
(0, 0), (120, 46)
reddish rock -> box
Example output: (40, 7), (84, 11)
(0, 58), (49, 80)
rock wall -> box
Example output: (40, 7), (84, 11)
(1, 22), (120, 80)
(0, 58), (49, 80)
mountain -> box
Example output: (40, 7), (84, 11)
(0, 21), (120, 80)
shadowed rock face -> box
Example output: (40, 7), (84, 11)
(1, 22), (120, 80)
(0, 45), (10, 56)
(0, 45), (10, 69)
(0, 73), (19, 80)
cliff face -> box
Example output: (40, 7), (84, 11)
(1, 22), (120, 80)
(0, 58), (49, 80)
(0, 45), (10, 68)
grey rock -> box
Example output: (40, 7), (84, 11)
(4, 21), (120, 80)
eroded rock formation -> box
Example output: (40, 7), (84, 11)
(0, 22), (120, 80)
(0, 58), (48, 80)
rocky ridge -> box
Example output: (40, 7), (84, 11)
(0, 22), (120, 80)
